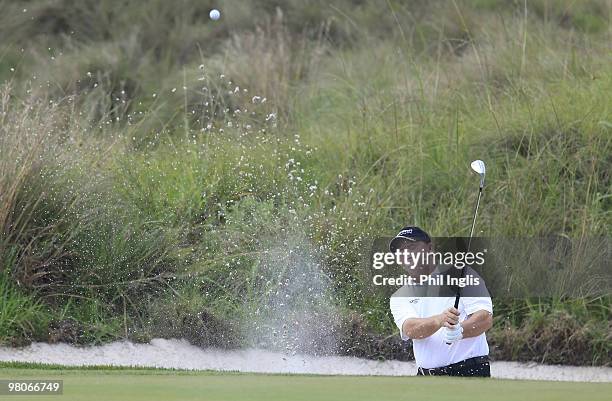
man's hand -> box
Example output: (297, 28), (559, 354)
(437, 307), (461, 345)
(444, 324), (464, 344)
(436, 307), (460, 328)
(403, 306), (459, 340)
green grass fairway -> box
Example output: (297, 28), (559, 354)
(0, 367), (611, 401)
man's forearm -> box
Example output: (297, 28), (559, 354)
(402, 316), (441, 339)
(460, 310), (493, 338)
(403, 307), (461, 339)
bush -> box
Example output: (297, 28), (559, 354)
(0, 272), (47, 345)
(0, 0), (610, 366)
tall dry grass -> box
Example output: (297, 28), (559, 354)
(0, 0), (609, 363)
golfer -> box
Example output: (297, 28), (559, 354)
(389, 226), (493, 377)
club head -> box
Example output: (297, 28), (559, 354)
(470, 160), (486, 188)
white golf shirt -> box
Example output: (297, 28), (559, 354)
(390, 287), (492, 369)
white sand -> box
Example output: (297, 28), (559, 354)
(1, 338), (610, 382)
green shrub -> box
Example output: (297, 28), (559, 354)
(0, 0), (609, 365)
(0, 272), (47, 345)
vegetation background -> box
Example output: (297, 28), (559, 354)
(0, 0), (610, 365)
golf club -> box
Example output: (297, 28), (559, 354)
(455, 160), (485, 308)
(466, 160), (486, 250)
(446, 160), (486, 345)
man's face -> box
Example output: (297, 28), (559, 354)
(396, 240), (433, 274)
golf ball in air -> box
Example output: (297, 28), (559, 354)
(209, 9), (220, 20)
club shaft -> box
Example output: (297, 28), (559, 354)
(467, 188), (482, 251)
(454, 187), (482, 309)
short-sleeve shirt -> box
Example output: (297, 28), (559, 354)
(389, 267), (493, 369)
